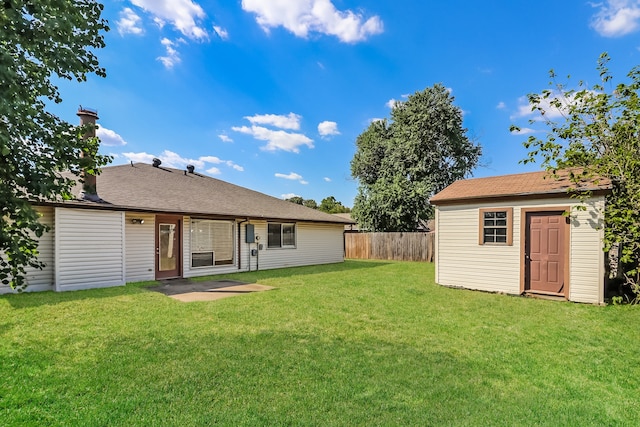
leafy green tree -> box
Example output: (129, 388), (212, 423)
(351, 84), (481, 231)
(0, 0), (110, 290)
(285, 196), (304, 205)
(318, 196), (351, 214)
(513, 53), (640, 302)
(303, 199), (318, 209)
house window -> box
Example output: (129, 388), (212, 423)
(267, 223), (296, 248)
(190, 219), (234, 267)
(479, 208), (513, 246)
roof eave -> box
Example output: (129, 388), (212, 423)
(430, 187), (611, 206)
(33, 200), (353, 225)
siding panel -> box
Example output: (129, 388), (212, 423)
(125, 213), (155, 282)
(0, 206), (55, 294)
(436, 197), (605, 303)
(257, 223), (344, 271)
(55, 208), (125, 291)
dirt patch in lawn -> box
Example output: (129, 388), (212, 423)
(146, 279), (275, 302)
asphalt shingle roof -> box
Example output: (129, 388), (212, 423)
(430, 169), (611, 205)
(57, 163), (353, 224)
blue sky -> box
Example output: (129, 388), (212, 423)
(51, 0), (640, 207)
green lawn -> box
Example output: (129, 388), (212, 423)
(1, 260), (639, 426)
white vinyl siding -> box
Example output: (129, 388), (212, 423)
(125, 212), (155, 283)
(252, 222), (344, 271)
(568, 197), (606, 304)
(0, 206), (55, 294)
(437, 203), (521, 295)
(436, 196), (606, 304)
(55, 208), (125, 291)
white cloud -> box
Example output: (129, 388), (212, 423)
(245, 112), (301, 130)
(218, 134), (233, 143)
(200, 155), (223, 163)
(117, 7), (144, 36)
(510, 127), (537, 135)
(323, 177), (331, 182)
(591, 0), (640, 37)
(121, 151), (156, 164)
(281, 193), (300, 199)
(131, 0), (208, 40)
(153, 17), (165, 29)
(386, 98), (399, 109)
(496, 101), (506, 109)
(121, 150), (243, 174)
(232, 125), (314, 153)
(213, 25), (229, 40)
(200, 156), (245, 171)
(317, 120), (340, 137)
(275, 172), (307, 184)
(275, 172), (301, 180)
(511, 91), (594, 120)
(229, 162), (244, 171)
(157, 38), (181, 68)
(241, 0), (383, 43)
(369, 117), (385, 123)
(97, 125), (128, 146)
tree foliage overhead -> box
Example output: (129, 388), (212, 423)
(0, 0), (110, 290)
(514, 53), (640, 302)
(350, 84), (481, 231)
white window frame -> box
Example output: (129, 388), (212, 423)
(267, 222), (296, 249)
(190, 219), (235, 268)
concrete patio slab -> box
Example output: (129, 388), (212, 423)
(146, 279), (275, 302)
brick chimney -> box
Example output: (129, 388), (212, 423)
(76, 106), (101, 202)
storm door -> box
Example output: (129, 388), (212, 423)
(156, 216), (182, 279)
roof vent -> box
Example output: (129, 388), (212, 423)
(186, 164), (195, 174)
(152, 158), (162, 167)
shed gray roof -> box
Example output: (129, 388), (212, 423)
(53, 163), (353, 224)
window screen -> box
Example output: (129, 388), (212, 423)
(191, 220), (234, 267)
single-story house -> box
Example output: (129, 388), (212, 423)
(0, 110), (352, 294)
(430, 170), (611, 304)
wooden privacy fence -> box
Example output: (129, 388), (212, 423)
(345, 232), (434, 262)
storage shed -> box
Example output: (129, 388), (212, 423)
(430, 170), (611, 304)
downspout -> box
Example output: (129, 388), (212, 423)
(237, 219), (249, 271)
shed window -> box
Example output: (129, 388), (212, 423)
(479, 208), (513, 246)
(190, 219), (234, 267)
(268, 223), (296, 248)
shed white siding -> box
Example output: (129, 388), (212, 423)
(125, 212), (155, 283)
(0, 206), (55, 294)
(435, 196), (605, 304)
(55, 208), (125, 291)
(568, 198), (606, 303)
